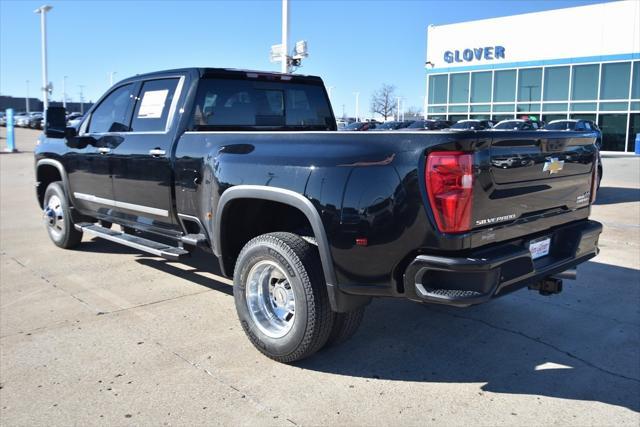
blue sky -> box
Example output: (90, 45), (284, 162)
(1, 0), (610, 116)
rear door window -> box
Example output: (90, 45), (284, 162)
(130, 78), (180, 132)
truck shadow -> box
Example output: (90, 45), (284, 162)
(594, 187), (640, 205)
(299, 260), (640, 412)
(76, 238), (639, 411)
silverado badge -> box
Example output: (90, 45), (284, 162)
(543, 157), (564, 174)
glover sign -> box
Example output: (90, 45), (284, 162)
(443, 46), (506, 64)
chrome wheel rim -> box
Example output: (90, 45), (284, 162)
(245, 260), (296, 338)
(44, 194), (64, 237)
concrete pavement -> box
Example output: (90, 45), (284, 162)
(1, 127), (638, 425)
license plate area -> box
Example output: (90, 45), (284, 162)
(529, 236), (551, 260)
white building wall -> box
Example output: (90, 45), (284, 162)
(426, 1), (640, 71)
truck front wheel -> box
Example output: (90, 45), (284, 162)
(43, 181), (83, 249)
(233, 232), (334, 363)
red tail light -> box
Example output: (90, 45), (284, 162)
(426, 151), (474, 233)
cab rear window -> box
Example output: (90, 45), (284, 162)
(191, 78), (335, 130)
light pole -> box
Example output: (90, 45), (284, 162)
(79, 85), (85, 114)
(327, 86), (334, 100)
(34, 5), (53, 115)
(396, 97), (401, 121)
(63, 75), (67, 109)
(281, 0), (289, 73)
(25, 80), (30, 114)
(109, 71), (117, 86)
(353, 92), (360, 122)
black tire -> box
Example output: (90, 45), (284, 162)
(233, 232), (334, 363)
(43, 181), (83, 249)
(325, 307), (365, 348)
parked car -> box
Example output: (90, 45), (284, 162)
(336, 119), (348, 129)
(35, 67), (602, 363)
(544, 119), (601, 144)
(66, 112), (83, 123)
(30, 115), (45, 129)
(492, 119), (541, 130)
(344, 121), (376, 131)
(544, 119), (603, 188)
(375, 121), (414, 130)
(67, 115), (85, 128)
(400, 119), (451, 131)
(13, 112), (31, 127)
(450, 119), (495, 130)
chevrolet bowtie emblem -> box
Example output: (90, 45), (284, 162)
(543, 157), (565, 174)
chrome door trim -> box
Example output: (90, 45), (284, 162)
(73, 192), (169, 217)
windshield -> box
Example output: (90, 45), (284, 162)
(408, 120), (426, 129)
(191, 78), (335, 130)
(545, 121), (576, 130)
(377, 122), (397, 130)
(494, 121), (523, 130)
(451, 121), (477, 129)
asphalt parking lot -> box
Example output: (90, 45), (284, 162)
(1, 127), (639, 425)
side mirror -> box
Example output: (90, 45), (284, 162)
(45, 106), (67, 138)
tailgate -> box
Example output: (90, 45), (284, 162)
(473, 131), (597, 230)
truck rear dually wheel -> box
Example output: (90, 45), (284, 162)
(43, 181), (83, 249)
(233, 232), (334, 363)
(325, 307), (365, 348)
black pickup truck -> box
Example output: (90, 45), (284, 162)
(36, 68), (602, 362)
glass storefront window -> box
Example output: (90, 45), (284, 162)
(600, 62), (631, 100)
(599, 102), (629, 111)
(631, 62), (640, 99)
(471, 72), (492, 103)
(449, 73), (469, 104)
(517, 103), (541, 112)
(448, 105), (468, 113)
(543, 66), (570, 101)
(631, 101), (640, 111)
(517, 68), (542, 102)
(470, 104), (490, 112)
(570, 102), (597, 111)
(571, 64), (599, 100)
(492, 114), (515, 122)
(448, 114), (467, 122)
(493, 104), (514, 112)
(570, 114), (596, 121)
(470, 114), (490, 120)
(628, 113), (640, 152)
(493, 70), (516, 102)
(428, 106), (446, 114)
(428, 75), (448, 104)
(543, 103), (568, 112)
(598, 114), (627, 151)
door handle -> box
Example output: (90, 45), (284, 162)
(98, 147), (111, 154)
(149, 148), (166, 157)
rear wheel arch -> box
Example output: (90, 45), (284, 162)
(214, 186), (339, 302)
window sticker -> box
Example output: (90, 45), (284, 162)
(137, 89), (169, 119)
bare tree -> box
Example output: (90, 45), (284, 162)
(370, 84), (397, 121)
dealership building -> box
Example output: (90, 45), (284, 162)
(424, 0), (640, 152)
